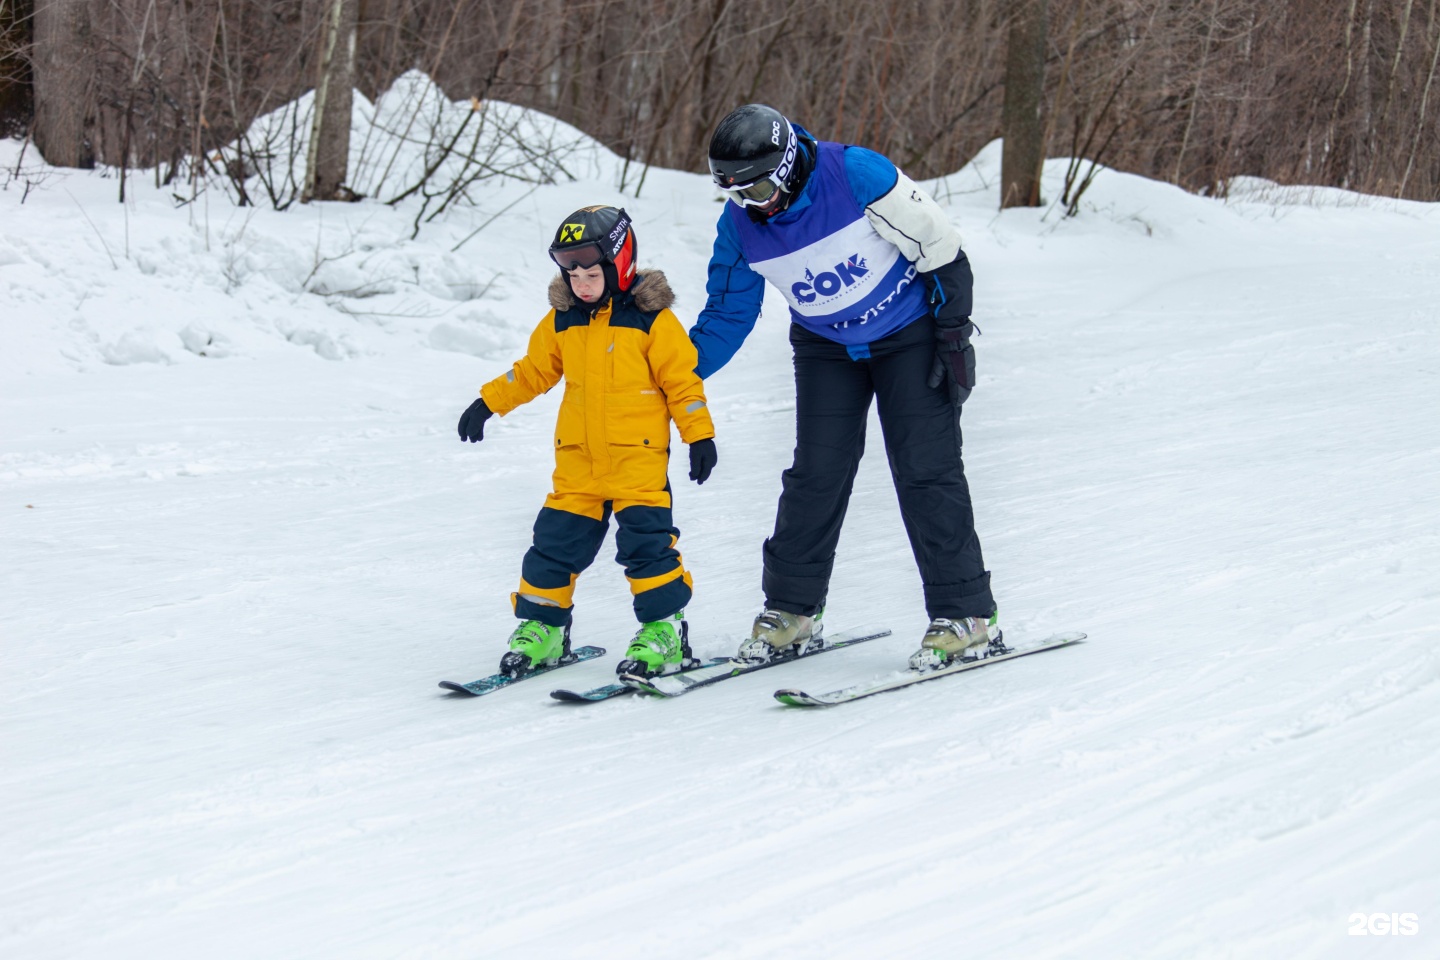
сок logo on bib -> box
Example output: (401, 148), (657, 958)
(792, 256), (870, 303)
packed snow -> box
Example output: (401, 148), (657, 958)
(3, 81), (1438, 959)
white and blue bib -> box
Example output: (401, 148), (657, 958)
(725, 142), (930, 346)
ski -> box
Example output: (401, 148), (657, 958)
(620, 627), (892, 698)
(549, 681), (636, 703)
(774, 632), (1085, 707)
(439, 645), (607, 697)
(550, 655), (733, 702)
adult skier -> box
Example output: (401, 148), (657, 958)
(692, 103), (996, 672)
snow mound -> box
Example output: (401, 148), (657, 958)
(5, 95), (1437, 386)
(232, 71), (620, 208)
(0, 73), (637, 379)
(0, 234), (24, 267)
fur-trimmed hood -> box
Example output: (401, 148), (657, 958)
(547, 270), (675, 313)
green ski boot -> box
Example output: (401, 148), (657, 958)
(616, 611), (697, 678)
(500, 620), (571, 676)
(908, 613), (1004, 672)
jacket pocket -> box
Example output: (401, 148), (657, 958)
(610, 335), (655, 391)
(554, 387), (587, 449)
(606, 395), (670, 450)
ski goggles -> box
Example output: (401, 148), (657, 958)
(713, 126), (798, 209)
(716, 173), (784, 208)
(549, 241), (608, 271)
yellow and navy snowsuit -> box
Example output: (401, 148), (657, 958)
(480, 271), (715, 626)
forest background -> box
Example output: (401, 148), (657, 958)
(1, 0), (1438, 206)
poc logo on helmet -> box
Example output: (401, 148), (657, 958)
(771, 121), (782, 145)
(792, 255), (870, 303)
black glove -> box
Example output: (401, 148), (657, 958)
(926, 319), (976, 408)
(688, 438), (717, 484)
(457, 397), (493, 442)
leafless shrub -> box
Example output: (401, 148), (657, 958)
(354, 69), (582, 236)
(2, 128), (51, 201)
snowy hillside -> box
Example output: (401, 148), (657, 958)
(3, 86), (1439, 959)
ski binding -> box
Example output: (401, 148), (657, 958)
(620, 626), (891, 698)
(440, 645), (607, 697)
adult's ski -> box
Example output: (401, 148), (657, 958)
(439, 645), (606, 697)
(620, 626), (892, 698)
(774, 632), (1085, 707)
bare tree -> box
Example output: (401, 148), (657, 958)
(30, 0), (94, 167)
(1001, 0), (1047, 208)
(303, 0), (358, 201)
(0, 0), (32, 137)
(9, 0), (1440, 203)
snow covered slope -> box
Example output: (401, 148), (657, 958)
(3, 109), (1439, 959)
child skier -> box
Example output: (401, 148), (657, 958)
(456, 206), (718, 680)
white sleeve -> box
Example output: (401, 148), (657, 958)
(863, 171), (964, 273)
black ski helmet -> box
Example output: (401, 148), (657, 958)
(708, 104), (810, 214)
(548, 205), (638, 298)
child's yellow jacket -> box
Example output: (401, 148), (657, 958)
(480, 271), (714, 496)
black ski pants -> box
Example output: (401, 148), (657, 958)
(763, 315), (995, 621)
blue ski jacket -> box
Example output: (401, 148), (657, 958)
(690, 127), (969, 379)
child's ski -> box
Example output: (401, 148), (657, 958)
(619, 627), (891, 698)
(549, 681), (636, 703)
(550, 654), (734, 702)
(439, 645), (606, 697)
(774, 632), (1085, 707)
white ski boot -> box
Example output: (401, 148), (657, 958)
(908, 614), (1004, 672)
(735, 607), (824, 662)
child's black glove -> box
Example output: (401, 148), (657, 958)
(457, 397), (493, 442)
(688, 438), (717, 484)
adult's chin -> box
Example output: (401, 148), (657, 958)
(747, 197), (786, 223)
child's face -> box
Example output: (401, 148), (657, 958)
(568, 265), (606, 303)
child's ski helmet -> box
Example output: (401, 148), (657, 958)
(549, 205), (637, 298)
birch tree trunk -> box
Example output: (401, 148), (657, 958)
(1001, 0), (1046, 208)
(303, 0), (359, 202)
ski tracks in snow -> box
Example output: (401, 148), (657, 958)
(4, 157), (1440, 957)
